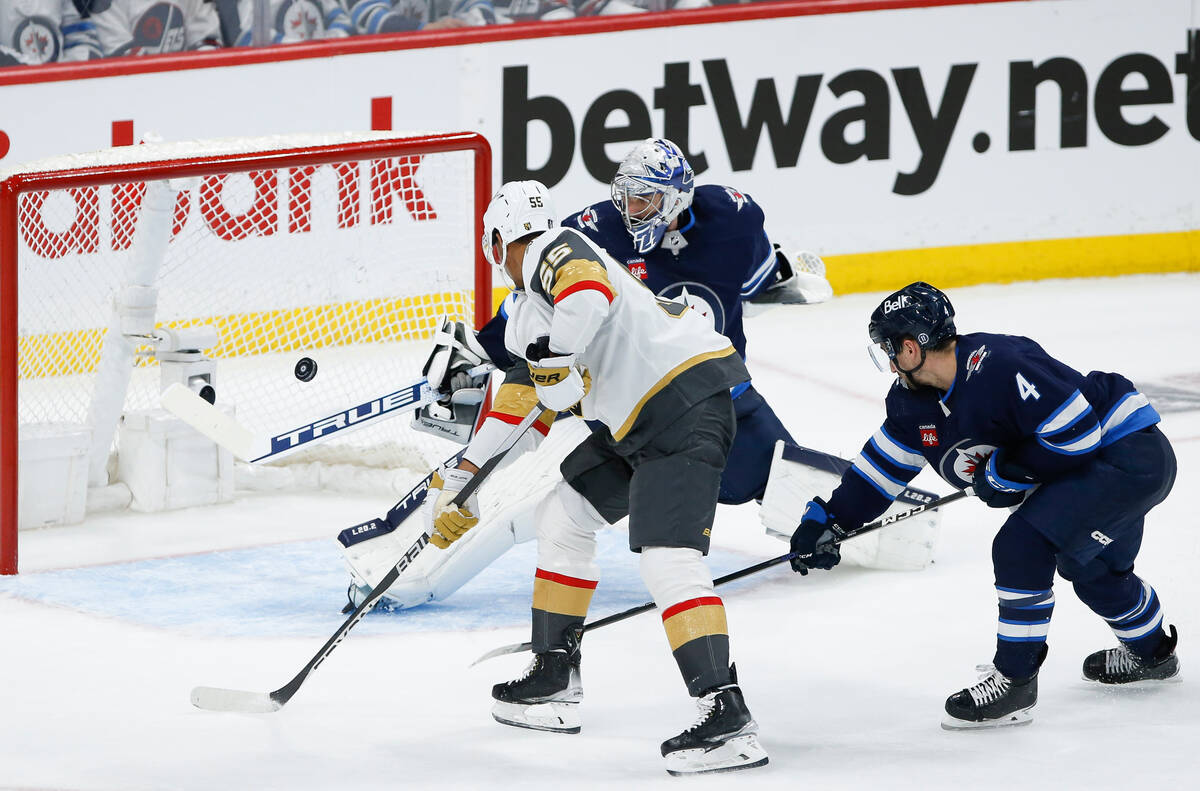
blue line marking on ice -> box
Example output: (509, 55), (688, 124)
(0, 529), (761, 638)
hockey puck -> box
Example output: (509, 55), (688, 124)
(294, 357), (318, 382)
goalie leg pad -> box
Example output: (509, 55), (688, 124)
(760, 441), (940, 571)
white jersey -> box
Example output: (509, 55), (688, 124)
(91, 0), (221, 56)
(1, 0), (100, 63)
(232, 0), (352, 46)
(503, 227), (744, 444)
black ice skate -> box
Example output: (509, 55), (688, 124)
(942, 665), (1039, 730)
(491, 651), (583, 734)
(660, 674), (768, 776)
(1083, 624), (1180, 685)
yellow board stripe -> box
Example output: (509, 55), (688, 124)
(663, 601), (729, 653)
(492, 230), (1198, 313)
(18, 291), (472, 380)
(825, 229), (1200, 295)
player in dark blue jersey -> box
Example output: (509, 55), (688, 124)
(477, 138), (820, 504)
(340, 138), (830, 613)
(790, 282), (1179, 729)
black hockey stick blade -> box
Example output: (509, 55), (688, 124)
(470, 488), (970, 665)
(192, 404), (549, 714)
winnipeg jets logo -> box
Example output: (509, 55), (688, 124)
(936, 439), (997, 489)
(279, 1), (325, 40)
(965, 345), (989, 381)
(577, 207), (599, 232)
(657, 281), (724, 332)
(724, 187), (749, 211)
(14, 17), (60, 64)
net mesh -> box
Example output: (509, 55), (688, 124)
(11, 133), (482, 475)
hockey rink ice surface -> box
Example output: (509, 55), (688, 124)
(2, 274), (1199, 790)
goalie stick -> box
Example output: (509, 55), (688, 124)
(190, 402), (550, 714)
(471, 488), (971, 666)
(161, 363), (494, 464)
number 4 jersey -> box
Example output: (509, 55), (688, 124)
(503, 227), (749, 450)
(825, 332), (1161, 531)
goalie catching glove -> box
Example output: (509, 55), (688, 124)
(526, 336), (590, 413)
(428, 466), (480, 548)
(413, 317), (493, 445)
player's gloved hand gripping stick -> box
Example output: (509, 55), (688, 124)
(190, 402), (551, 714)
(472, 488), (971, 666)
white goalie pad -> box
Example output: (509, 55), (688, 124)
(341, 417), (592, 609)
(760, 441), (941, 571)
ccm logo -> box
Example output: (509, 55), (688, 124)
(1091, 530), (1113, 546)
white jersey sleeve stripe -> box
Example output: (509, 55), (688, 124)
(1037, 424), (1101, 455)
(851, 456), (906, 499)
(871, 427), (925, 470)
(1101, 392), (1151, 437)
(1036, 390), (1091, 436)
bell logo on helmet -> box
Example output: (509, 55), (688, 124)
(882, 295), (912, 314)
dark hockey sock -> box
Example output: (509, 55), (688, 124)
(1074, 570), (1167, 659)
(993, 585), (1055, 678)
(530, 568), (597, 653)
(661, 596), (732, 696)
(992, 515), (1058, 678)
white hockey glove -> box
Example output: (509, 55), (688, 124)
(526, 336), (590, 413)
(427, 466), (480, 549)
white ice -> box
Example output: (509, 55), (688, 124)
(2, 274), (1199, 790)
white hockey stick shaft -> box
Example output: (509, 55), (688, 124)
(161, 363), (494, 463)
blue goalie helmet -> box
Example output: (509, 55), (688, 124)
(610, 138), (695, 254)
(868, 281), (957, 360)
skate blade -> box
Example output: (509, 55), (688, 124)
(664, 734), (769, 776)
(941, 707), (1034, 731)
(1081, 671), (1183, 687)
(491, 700), (581, 734)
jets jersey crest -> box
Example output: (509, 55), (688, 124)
(822, 332), (1162, 532)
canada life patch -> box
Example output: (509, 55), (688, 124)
(628, 261), (648, 280)
(919, 424), (939, 447)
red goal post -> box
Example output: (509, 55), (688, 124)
(0, 132), (492, 574)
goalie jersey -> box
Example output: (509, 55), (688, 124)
(500, 226), (748, 450)
(825, 333), (1162, 532)
(562, 184), (776, 360)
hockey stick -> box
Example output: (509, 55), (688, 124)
(190, 402), (549, 714)
(161, 363), (494, 464)
(471, 488), (970, 666)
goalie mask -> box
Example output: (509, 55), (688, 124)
(610, 138), (695, 254)
(481, 180), (558, 289)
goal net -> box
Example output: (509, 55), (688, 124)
(0, 132), (495, 573)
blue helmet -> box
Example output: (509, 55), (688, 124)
(610, 138), (695, 254)
(868, 282), (957, 360)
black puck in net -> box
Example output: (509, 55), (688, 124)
(294, 357), (318, 382)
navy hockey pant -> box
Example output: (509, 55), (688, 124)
(718, 385), (796, 505)
(989, 426), (1176, 678)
